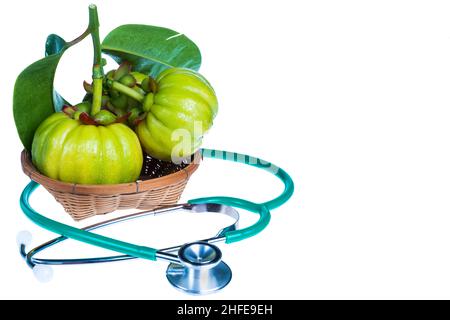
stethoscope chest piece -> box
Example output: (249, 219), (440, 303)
(166, 241), (232, 295)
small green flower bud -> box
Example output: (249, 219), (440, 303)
(106, 101), (126, 117)
(75, 101), (91, 113)
(133, 85), (146, 96)
(94, 110), (117, 125)
(142, 93), (154, 112)
(132, 112), (148, 126)
(73, 111), (83, 120)
(119, 74), (137, 88)
(130, 71), (147, 85)
(106, 69), (115, 80)
(62, 105), (76, 117)
(114, 61), (131, 80)
(141, 76), (158, 93)
(111, 94), (128, 110)
(128, 107), (141, 123)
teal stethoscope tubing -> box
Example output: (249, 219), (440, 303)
(20, 148), (294, 261)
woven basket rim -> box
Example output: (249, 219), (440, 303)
(21, 150), (201, 195)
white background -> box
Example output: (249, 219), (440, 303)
(1, 0), (450, 300)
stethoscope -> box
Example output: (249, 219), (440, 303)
(18, 149), (294, 295)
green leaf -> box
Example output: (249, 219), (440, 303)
(13, 35), (68, 151)
(46, 34), (70, 111)
(45, 34), (66, 56)
(102, 24), (201, 78)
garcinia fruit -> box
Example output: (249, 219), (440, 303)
(32, 112), (143, 184)
(136, 68), (218, 161)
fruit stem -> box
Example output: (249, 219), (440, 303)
(88, 4), (103, 116)
(67, 28), (91, 47)
(107, 79), (145, 102)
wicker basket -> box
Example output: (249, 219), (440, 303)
(21, 150), (201, 221)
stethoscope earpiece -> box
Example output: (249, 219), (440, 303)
(32, 264), (54, 283)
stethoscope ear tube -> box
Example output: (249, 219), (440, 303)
(262, 166), (295, 210)
(189, 149), (295, 242)
(188, 197), (270, 243)
(199, 148), (295, 211)
(19, 148), (294, 263)
(20, 181), (158, 261)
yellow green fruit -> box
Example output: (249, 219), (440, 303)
(32, 112), (143, 184)
(136, 68), (218, 161)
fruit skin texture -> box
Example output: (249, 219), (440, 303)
(32, 112), (143, 184)
(136, 68), (218, 161)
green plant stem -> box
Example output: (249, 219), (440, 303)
(67, 28), (91, 47)
(92, 77), (103, 115)
(108, 79), (145, 102)
(89, 4), (103, 116)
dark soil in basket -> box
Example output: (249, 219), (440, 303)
(139, 153), (191, 180)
